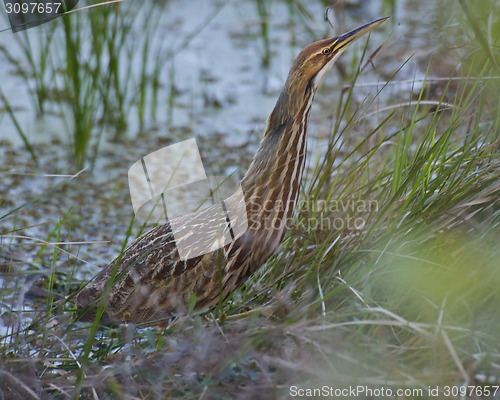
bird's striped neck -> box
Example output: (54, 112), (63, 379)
(241, 89), (315, 252)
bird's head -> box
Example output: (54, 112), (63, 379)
(291, 16), (389, 92)
(268, 16), (389, 130)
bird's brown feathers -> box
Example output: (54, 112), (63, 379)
(74, 18), (387, 325)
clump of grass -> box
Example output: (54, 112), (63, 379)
(56, 2), (168, 167)
(59, 9), (101, 168)
(0, 2), (172, 168)
(249, 18), (500, 387)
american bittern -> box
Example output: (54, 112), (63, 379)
(76, 17), (389, 324)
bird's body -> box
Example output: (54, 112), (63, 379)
(75, 17), (389, 324)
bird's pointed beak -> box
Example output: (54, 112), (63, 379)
(333, 16), (390, 52)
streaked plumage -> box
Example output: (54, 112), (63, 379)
(75, 17), (389, 325)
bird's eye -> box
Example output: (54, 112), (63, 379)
(322, 48), (330, 55)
